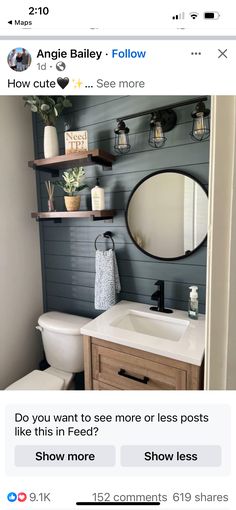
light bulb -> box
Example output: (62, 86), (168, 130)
(153, 121), (165, 142)
(191, 101), (210, 141)
(150, 120), (166, 147)
(193, 112), (207, 140)
(117, 132), (128, 148)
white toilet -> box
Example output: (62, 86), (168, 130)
(6, 312), (91, 390)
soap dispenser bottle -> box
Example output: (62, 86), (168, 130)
(188, 286), (199, 320)
(91, 178), (105, 211)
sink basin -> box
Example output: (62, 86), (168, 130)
(111, 310), (189, 342)
(81, 301), (205, 366)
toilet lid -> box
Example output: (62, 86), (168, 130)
(6, 370), (65, 390)
(38, 312), (91, 335)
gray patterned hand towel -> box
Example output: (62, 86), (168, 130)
(95, 249), (121, 310)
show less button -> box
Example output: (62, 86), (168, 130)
(15, 445), (115, 467)
(121, 445), (221, 467)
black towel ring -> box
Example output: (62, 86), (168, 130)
(94, 231), (115, 251)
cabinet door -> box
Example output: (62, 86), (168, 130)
(92, 344), (187, 390)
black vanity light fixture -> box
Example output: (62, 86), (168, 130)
(149, 110), (177, 148)
(114, 119), (131, 154)
(149, 111), (167, 148)
(190, 100), (210, 141)
(114, 96), (210, 154)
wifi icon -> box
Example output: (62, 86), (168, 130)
(190, 12), (199, 19)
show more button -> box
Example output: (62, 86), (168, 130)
(121, 445), (221, 467)
(15, 445), (115, 467)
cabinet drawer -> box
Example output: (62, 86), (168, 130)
(92, 344), (187, 390)
(92, 380), (121, 390)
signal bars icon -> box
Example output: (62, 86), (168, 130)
(172, 12), (185, 20)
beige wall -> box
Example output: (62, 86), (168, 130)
(226, 99), (236, 389)
(0, 97), (43, 389)
(205, 96), (236, 389)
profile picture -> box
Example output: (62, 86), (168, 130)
(7, 47), (31, 72)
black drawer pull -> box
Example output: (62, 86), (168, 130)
(118, 368), (149, 384)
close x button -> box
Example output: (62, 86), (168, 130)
(218, 49), (228, 58)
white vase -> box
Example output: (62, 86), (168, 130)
(44, 126), (59, 158)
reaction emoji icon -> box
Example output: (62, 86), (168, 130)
(18, 492), (27, 502)
(7, 492), (17, 502)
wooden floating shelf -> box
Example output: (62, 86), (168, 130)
(31, 210), (115, 221)
(28, 149), (115, 172)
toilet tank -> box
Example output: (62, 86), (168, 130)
(37, 312), (91, 373)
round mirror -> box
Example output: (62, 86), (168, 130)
(126, 170), (208, 261)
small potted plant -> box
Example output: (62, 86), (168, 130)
(23, 96), (72, 158)
(56, 167), (88, 211)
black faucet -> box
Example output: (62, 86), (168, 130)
(150, 280), (173, 314)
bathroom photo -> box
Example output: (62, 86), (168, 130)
(0, 95), (235, 391)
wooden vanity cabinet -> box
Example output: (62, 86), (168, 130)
(83, 336), (204, 391)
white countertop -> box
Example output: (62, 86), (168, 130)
(81, 300), (205, 366)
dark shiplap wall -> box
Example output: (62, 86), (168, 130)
(33, 95), (210, 317)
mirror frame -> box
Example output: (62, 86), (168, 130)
(125, 169), (208, 261)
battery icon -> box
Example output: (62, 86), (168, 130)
(204, 12), (220, 19)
